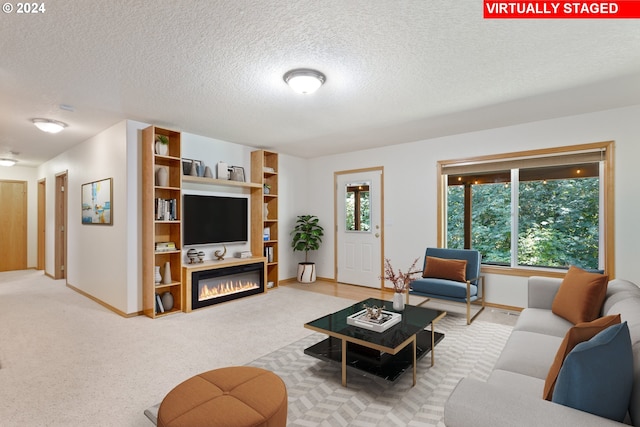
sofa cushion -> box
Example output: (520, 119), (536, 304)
(552, 322), (633, 422)
(410, 277), (477, 300)
(551, 266), (608, 324)
(493, 331), (562, 380)
(423, 256), (467, 282)
(488, 369), (545, 397)
(514, 308), (573, 338)
(543, 314), (621, 401)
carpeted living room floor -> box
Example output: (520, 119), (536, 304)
(0, 270), (517, 426)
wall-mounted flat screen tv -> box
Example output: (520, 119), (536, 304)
(183, 194), (248, 245)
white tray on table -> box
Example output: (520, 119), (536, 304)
(346, 309), (402, 332)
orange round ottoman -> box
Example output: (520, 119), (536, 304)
(157, 366), (287, 427)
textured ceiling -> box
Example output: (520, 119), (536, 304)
(2, 1), (640, 166)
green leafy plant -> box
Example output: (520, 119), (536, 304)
(291, 215), (324, 263)
(155, 135), (169, 145)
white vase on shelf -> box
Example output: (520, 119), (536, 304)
(155, 140), (168, 156)
(156, 167), (168, 187)
(264, 203), (269, 219)
(163, 261), (172, 284)
(154, 266), (162, 284)
(161, 291), (174, 311)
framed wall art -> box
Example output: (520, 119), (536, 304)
(81, 177), (113, 225)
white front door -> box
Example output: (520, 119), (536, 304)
(335, 168), (383, 288)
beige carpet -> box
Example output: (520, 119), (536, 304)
(0, 270), (516, 426)
(0, 270), (355, 426)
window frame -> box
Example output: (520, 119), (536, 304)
(437, 141), (615, 279)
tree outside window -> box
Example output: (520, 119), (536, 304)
(441, 143), (611, 274)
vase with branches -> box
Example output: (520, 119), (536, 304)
(381, 257), (421, 311)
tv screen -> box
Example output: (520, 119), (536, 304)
(183, 195), (248, 245)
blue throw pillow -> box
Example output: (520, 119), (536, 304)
(552, 321), (633, 422)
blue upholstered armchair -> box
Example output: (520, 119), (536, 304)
(408, 248), (485, 324)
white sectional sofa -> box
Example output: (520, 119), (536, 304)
(445, 275), (640, 426)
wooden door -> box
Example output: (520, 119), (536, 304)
(335, 168), (384, 288)
(0, 180), (27, 271)
(38, 179), (45, 270)
(55, 172), (67, 279)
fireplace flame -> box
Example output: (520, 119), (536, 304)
(199, 279), (260, 301)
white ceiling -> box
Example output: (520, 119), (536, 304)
(2, 1), (640, 167)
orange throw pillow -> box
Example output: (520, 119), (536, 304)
(551, 266), (608, 324)
(543, 314), (621, 401)
(423, 256), (467, 282)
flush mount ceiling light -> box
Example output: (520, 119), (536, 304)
(0, 158), (17, 167)
(283, 69), (326, 94)
(32, 118), (67, 134)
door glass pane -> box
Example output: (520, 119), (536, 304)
(345, 182), (371, 232)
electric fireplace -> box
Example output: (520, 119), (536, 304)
(191, 262), (264, 310)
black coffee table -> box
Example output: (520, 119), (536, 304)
(304, 297), (446, 387)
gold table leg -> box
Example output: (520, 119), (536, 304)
(412, 335), (417, 386)
(342, 339), (347, 387)
(431, 322), (435, 367)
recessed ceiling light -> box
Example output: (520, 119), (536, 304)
(283, 69), (326, 94)
(32, 118), (67, 134)
(0, 158), (17, 167)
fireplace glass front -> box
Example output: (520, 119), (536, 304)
(191, 262), (264, 310)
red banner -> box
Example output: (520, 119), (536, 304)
(484, 1), (640, 18)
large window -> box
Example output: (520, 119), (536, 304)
(439, 142), (613, 276)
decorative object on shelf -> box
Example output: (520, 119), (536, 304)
(264, 184), (271, 194)
(197, 251), (205, 263)
(81, 177), (113, 225)
(182, 158), (202, 176)
(204, 166), (213, 178)
(263, 166), (275, 173)
(264, 203), (269, 219)
(187, 249), (198, 264)
(154, 266), (162, 284)
(214, 245), (227, 260)
(156, 166), (169, 187)
(189, 160), (198, 176)
(381, 257), (421, 311)
(155, 135), (169, 155)
(217, 161), (229, 180)
(229, 166), (245, 182)
(163, 261), (172, 284)
(161, 291), (174, 311)
(291, 214), (324, 283)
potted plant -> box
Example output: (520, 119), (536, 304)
(154, 134), (169, 156)
(291, 215), (324, 283)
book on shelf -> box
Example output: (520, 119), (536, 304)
(264, 246), (274, 263)
(155, 198), (177, 221)
(155, 242), (176, 252)
(156, 294), (165, 314)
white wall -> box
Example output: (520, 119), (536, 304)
(306, 105), (640, 308)
(180, 133), (256, 257)
(10, 104), (640, 314)
(0, 165), (39, 268)
(30, 120), (148, 315)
